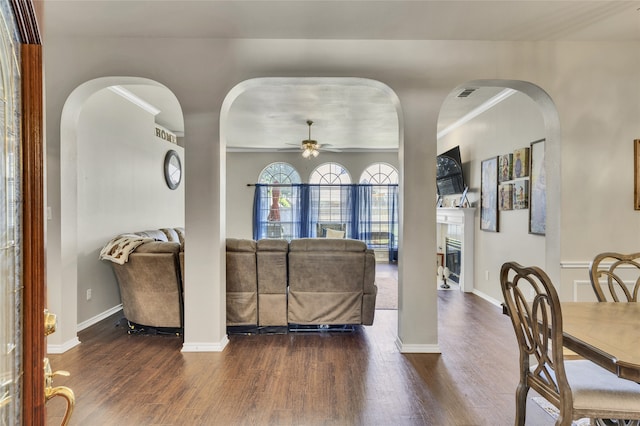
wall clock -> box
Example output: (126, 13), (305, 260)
(164, 150), (182, 189)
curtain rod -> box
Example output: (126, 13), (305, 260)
(246, 183), (399, 187)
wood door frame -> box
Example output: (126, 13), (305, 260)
(10, 0), (44, 423)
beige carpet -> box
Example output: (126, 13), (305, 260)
(374, 265), (458, 309)
(375, 264), (398, 309)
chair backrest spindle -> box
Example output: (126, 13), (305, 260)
(500, 262), (573, 415)
(589, 252), (640, 302)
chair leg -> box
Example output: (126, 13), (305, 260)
(515, 382), (528, 426)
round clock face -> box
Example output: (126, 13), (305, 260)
(164, 150), (182, 189)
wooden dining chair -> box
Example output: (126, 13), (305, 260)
(589, 252), (640, 302)
(500, 262), (640, 426)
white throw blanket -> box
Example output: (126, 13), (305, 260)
(99, 234), (153, 265)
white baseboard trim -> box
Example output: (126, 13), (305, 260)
(47, 337), (81, 354)
(472, 289), (503, 308)
(395, 336), (440, 353)
(77, 304), (123, 332)
(182, 336), (229, 353)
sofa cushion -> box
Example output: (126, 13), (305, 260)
(174, 227), (185, 247)
(256, 238), (289, 252)
(325, 228), (345, 239)
(160, 228), (181, 243)
(289, 238), (366, 252)
(135, 229), (169, 242)
(226, 238), (257, 253)
(135, 241), (181, 254)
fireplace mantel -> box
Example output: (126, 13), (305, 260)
(436, 208), (475, 292)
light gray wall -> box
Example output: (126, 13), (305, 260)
(438, 91), (546, 303)
(76, 89), (185, 325)
(42, 37), (640, 352)
(226, 151), (399, 239)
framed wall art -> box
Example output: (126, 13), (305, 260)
(529, 139), (546, 235)
(499, 183), (513, 211)
(481, 156), (499, 232)
(499, 153), (512, 182)
(513, 179), (529, 210)
(513, 147), (530, 178)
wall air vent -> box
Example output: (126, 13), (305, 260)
(457, 88), (476, 98)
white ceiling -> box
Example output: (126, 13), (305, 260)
(41, 1), (640, 41)
(41, 1), (640, 152)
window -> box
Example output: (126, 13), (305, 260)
(256, 163), (301, 239)
(360, 163), (399, 249)
(360, 162), (398, 185)
(252, 162), (398, 261)
(310, 162), (351, 225)
(258, 162), (301, 185)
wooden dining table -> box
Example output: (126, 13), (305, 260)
(561, 302), (640, 382)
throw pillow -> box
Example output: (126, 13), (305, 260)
(325, 228), (345, 239)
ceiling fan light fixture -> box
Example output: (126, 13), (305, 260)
(301, 120), (321, 159)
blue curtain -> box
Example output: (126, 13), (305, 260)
(354, 185), (372, 240)
(252, 184), (266, 240)
(252, 183), (399, 259)
(388, 185), (399, 261)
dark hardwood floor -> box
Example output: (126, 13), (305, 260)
(45, 283), (553, 425)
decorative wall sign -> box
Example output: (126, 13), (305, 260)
(481, 156), (499, 232)
(155, 125), (177, 144)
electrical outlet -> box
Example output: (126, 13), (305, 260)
(86, 288), (92, 300)
(485, 270), (490, 281)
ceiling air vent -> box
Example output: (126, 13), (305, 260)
(457, 88), (476, 98)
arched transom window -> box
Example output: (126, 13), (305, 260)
(360, 162), (398, 184)
(258, 162), (301, 184)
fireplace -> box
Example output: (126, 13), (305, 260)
(436, 207), (475, 292)
(445, 237), (462, 284)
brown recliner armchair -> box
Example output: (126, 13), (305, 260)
(110, 231), (184, 329)
(287, 238), (377, 326)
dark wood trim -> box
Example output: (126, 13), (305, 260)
(10, 0), (41, 44)
(21, 42), (44, 426)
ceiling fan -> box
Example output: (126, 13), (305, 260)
(281, 120), (341, 157)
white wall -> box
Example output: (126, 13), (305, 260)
(438, 91), (546, 303)
(76, 89), (185, 325)
(226, 151), (399, 238)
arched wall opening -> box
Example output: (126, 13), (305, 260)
(49, 77), (185, 353)
(219, 76), (404, 326)
(436, 79), (561, 304)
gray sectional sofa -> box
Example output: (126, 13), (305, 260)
(102, 229), (377, 333)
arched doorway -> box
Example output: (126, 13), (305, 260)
(49, 77), (185, 352)
(436, 79), (560, 301)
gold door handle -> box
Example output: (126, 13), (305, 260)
(44, 309), (56, 336)
(43, 310), (75, 426)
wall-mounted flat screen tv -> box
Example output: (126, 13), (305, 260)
(436, 146), (466, 195)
